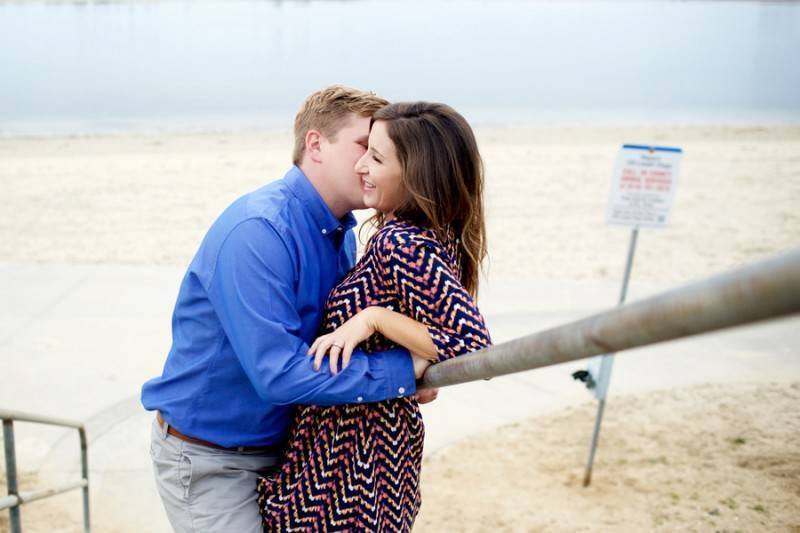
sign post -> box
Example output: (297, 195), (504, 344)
(581, 144), (682, 487)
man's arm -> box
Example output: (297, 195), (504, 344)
(206, 218), (416, 406)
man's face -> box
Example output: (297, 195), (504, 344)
(319, 113), (371, 212)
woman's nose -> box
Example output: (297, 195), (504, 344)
(354, 153), (368, 173)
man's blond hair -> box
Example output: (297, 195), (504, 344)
(293, 85), (389, 165)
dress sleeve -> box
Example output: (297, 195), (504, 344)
(380, 229), (492, 362)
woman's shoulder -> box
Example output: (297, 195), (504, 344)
(374, 218), (437, 248)
(373, 219), (453, 263)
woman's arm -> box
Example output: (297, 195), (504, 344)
(308, 306), (436, 375)
(309, 230), (490, 376)
(386, 237), (492, 363)
(366, 307), (438, 360)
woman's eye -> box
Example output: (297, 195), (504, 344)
(372, 155), (382, 163)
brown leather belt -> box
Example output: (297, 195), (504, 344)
(156, 413), (282, 454)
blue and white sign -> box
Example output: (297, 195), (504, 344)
(606, 144), (682, 228)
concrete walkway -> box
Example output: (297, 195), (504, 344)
(1, 263), (798, 532)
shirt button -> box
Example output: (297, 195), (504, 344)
(357, 396), (363, 402)
(321, 229), (328, 235)
(398, 387), (405, 394)
(337, 227), (343, 231)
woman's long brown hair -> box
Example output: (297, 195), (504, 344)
(363, 102), (487, 297)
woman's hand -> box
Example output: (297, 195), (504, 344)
(411, 387), (439, 404)
(411, 353), (432, 379)
(410, 354), (435, 402)
(308, 307), (380, 375)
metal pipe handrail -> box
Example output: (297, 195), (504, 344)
(2, 411), (90, 532)
(18, 480), (90, 506)
(0, 495), (17, 509)
(0, 410), (83, 430)
(421, 247), (800, 389)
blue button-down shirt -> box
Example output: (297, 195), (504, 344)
(141, 166), (416, 448)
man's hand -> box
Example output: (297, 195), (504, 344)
(411, 388), (439, 404)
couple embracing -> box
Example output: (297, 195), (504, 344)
(142, 85), (492, 532)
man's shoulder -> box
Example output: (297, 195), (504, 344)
(214, 175), (306, 241)
(190, 174), (303, 284)
(244, 178), (294, 227)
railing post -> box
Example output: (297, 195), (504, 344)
(3, 419), (22, 533)
(79, 428), (90, 533)
(0, 410), (91, 530)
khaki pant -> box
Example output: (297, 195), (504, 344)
(149, 418), (281, 532)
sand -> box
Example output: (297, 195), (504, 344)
(415, 382), (800, 533)
(2, 125), (799, 283)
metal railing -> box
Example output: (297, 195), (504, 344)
(1, 410), (90, 533)
(421, 247), (800, 389)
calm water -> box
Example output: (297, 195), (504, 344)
(1, 0), (799, 135)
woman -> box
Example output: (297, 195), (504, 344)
(257, 102), (492, 531)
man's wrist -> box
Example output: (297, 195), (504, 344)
(375, 347), (417, 398)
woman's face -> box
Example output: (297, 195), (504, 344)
(355, 120), (407, 217)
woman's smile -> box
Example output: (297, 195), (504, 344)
(362, 176), (376, 192)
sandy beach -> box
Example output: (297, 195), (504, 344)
(416, 382), (800, 532)
(1, 124), (798, 532)
(2, 125), (799, 282)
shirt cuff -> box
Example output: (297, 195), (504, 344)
(374, 347), (417, 399)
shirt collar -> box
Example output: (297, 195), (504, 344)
(285, 165), (358, 237)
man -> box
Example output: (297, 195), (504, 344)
(142, 85), (433, 532)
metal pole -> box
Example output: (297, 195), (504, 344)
(3, 420), (21, 533)
(618, 228), (639, 304)
(79, 428), (90, 533)
(0, 410), (83, 429)
(583, 398), (607, 486)
(583, 227), (639, 487)
(420, 247), (800, 389)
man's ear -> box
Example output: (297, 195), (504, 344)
(305, 129), (323, 163)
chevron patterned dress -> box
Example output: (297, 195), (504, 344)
(257, 218), (491, 532)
